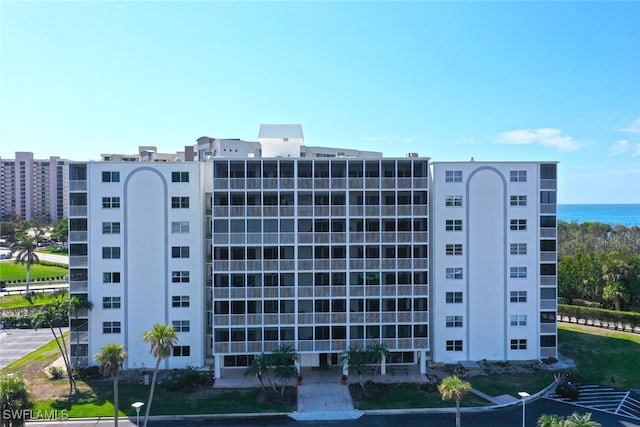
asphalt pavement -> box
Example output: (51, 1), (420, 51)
(0, 328), (66, 369)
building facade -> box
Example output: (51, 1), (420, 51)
(0, 152), (68, 223)
(429, 162), (558, 363)
(69, 126), (557, 374)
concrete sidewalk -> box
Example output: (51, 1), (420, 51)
(289, 367), (363, 421)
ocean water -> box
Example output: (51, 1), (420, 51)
(557, 204), (640, 227)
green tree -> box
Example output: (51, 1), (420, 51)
(51, 217), (69, 243)
(565, 412), (601, 427)
(32, 298), (76, 398)
(69, 296), (93, 369)
(365, 343), (389, 379)
(244, 353), (270, 393)
(0, 374), (33, 427)
(537, 414), (564, 427)
(269, 345), (300, 395)
(141, 324), (178, 427)
(94, 344), (128, 427)
(602, 256), (632, 311)
(340, 347), (368, 389)
(438, 375), (472, 427)
(10, 236), (40, 301)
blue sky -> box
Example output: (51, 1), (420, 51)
(1, 1), (639, 204)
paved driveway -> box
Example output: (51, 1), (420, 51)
(0, 328), (65, 369)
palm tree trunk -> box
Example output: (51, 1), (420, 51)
(58, 326), (76, 394)
(455, 398), (461, 427)
(113, 372), (119, 427)
(143, 358), (161, 427)
(26, 263), (31, 294)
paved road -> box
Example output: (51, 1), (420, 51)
(0, 328), (66, 369)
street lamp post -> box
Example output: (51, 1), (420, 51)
(131, 401), (144, 427)
(518, 391), (530, 427)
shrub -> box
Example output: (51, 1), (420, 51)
(48, 366), (65, 380)
(163, 368), (213, 393)
(0, 374), (33, 426)
(559, 304), (640, 329)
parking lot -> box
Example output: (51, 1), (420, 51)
(548, 383), (640, 421)
(0, 328), (66, 369)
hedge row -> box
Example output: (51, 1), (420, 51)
(1, 314), (67, 329)
(558, 304), (640, 329)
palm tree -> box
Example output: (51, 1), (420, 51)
(365, 343), (389, 378)
(69, 296), (93, 369)
(340, 347), (368, 389)
(32, 298), (76, 398)
(438, 375), (472, 427)
(538, 414), (563, 427)
(565, 412), (601, 427)
(141, 324), (178, 427)
(94, 344), (128, 427)
(602, 258), (631, 311)
(269, 345), (300, 395)
(11, 235), (40, 301)
(244, 353), (270, 393)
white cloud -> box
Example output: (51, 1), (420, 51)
(609, 139), (631, 156)
(497, 128), (580, 151)
(619, 117), (640, 134)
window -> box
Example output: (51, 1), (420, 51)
(510, 267), (527, 279)
(540, 216), (556, 228)
(172, 271), (190, 283)
(446, 315), (463, 327)
(171, 171), (189, 182)
(446, 219), (463, 231)
(102, 222), (120, 234)
(172, 296), (190, 307)
(445, 170), (462, 183)
(510, 291), (527, 303)
(510, 195), (527, 206)
(173, 346), (191, 356)
(171, 197), (189, 208)
(171, 221), (189, 233)
(446, 340), (463, 351)
(540, 164), (557, 179)
(446, 292), (463, 303)
(172, 320), (190, 332)
(103, 272), (121, 283)
(446, 268), (463, 280)
(171, 246), (190, 258)
(102, 297), (121, 309)
(102, 171), (120, 183)
(446, 244), (463, 256)
(102, 247), (121, 259)
(445, 196), (462, 207)
(102, 197), (120, 208)
(540, 191), (556, 204)
(103, 321), (121, 334)
(510, 170), (527, 182)
(510, 339), (527, 350)
(510, 243), (527, 255)
(510, 315), (527, 326)
(510, 219), (527, 231)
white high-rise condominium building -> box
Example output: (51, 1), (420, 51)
(68, 125), (557, 374)
(0, 152), (68, 222)
(430, 162), (558, 363)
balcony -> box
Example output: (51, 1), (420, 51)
(69, 206), (87, 217)
(69, 256), (88, 267)
(69, 180), (87, 191)
(69, 231), (87, 242)
(69, 281), (88, 293)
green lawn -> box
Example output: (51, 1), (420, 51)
(470, 371), (555, 397)
(0, 262), (68, 282)
(0, 292), (67, 309)
(558, 323), (640, 389)
(34, 385), (294, 418)
(349, 382), (491, 410)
